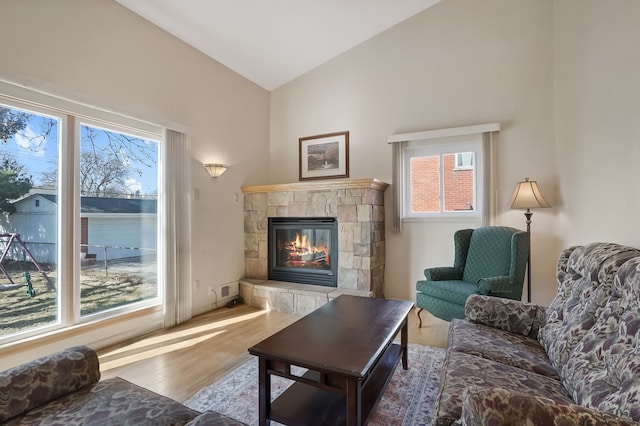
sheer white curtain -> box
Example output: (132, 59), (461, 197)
(163, 129), (192, 327)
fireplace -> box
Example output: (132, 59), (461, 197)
(268, 217), (338, 287)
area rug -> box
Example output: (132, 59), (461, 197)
(183, 343), (445, 425)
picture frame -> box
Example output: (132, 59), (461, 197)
(299, 131), (349, 181)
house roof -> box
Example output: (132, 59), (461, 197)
(23, 194), (157, 214)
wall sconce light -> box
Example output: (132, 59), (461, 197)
(203, 163), (228, 178)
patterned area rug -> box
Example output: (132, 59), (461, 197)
(183, 343), (445, 426)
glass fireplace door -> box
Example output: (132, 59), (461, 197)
(268, 217), (338, 287)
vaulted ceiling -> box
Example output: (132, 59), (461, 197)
(115, 0), (441, 90)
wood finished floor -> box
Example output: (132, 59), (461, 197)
(97, 304), (449, 402)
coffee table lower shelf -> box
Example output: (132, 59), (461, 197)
(269, 343), (402, 426)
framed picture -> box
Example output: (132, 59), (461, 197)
(299, 131), (349, 181)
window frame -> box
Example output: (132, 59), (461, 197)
(0, 83), (164, 345)
(388, 123), (500, 231)
(402, 135), (483, 221)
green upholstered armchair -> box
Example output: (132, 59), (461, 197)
(416, 226), (530, 325)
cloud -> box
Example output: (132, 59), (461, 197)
(125, 178), (142, 194)
(14, 125), (47, 156)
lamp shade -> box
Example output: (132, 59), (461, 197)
(203, 163), (228, 178)
(510, 177), (550, 209)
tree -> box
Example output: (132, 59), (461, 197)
(0, 155), (33, 214)
(41, 150), (129, 196)
(79, 151), (128, 196)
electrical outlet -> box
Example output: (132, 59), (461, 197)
(194, 280), (200, 289)
(221, 285), (230, 297)
(208, 285), (215, 296)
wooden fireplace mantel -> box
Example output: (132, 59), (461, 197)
(241, 178), (389, 194)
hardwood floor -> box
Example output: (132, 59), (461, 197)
(97, 304), (449, 402)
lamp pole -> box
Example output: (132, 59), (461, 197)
(510, 178), (550, 304)
(525, 209), (533, 303)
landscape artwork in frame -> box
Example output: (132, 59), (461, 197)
(299, 131), (349, 181)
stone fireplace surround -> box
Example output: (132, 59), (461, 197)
(240, 178), (388, 315)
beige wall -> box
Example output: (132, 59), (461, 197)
(270, 0), (560, 304)
(0, 0), (269, 363)
(554, 0), (640, 249)
(2, 0), (639, 363)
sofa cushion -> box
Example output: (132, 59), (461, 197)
(416, 280), (478, 305)
(0, 346), (100, 423)
(433, 351), (573, 426)
(4, 377), (200, 426)
(561, 257), (640, 422)
(539, 243), (640, 374)
(459, 386), (640, 426)
(448, 319), (559, 380)
(464, 294), (546, 337)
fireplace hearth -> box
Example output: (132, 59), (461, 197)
(268, 217), (338, 287)
(242, 178), (389, 300)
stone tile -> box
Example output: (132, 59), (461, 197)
(245, 193), (267, 211)
(338, 195), (360, 206)
(287, 201), (308, 216)
(294, 293), (323, 316)
(244, 249), (258, 258)
(360, 222), (373, 244)
(339, 222), (355, 252)
(361, 256), (371, 271)
(294, 191), (309, 202)
(339, 251), (354, 269)
(353, 256), (362, 269)
(357, 205), (372, 222)
(363, 188), (383, 205)
(258, 239), (268, 259)
(245, 233), (259, 251)
(338, 268), (358, 289)
(347, 188), (363, 197)
(244, 211), (267, 233)
(268, 191), (293, 206)
(271, 291), (294, 313)
(245, 258), (267, 279)
(309, 191), (338, 216)
(337, 205), (357, 222)
(373, 205), (385, 222)
(354, 243), (371, 257)
(288, 282), (334, 295)
(358, 269), (371, 291)
(267, 206), (278, 217)
(276, 206), (289, 216)
(329, 288), (372, 300)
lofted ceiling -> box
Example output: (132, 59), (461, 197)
(115, 0), (441, 91)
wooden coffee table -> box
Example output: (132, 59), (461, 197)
(248, 295), (414, 426)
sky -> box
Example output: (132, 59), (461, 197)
(0, 105), (158, 196)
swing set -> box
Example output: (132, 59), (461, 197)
(0, 233), (54, 297)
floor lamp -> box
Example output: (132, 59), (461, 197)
(510, 178), (550, 303)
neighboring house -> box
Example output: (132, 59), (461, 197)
(0, 191), (157, 264)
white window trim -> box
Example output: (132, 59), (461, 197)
(388, 123), (500, 232)
(0, 79), (173, 346)
(403, 135), (483, 220)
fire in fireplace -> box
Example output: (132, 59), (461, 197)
(268, 217), (338, 287)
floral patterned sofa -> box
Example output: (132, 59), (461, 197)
(432, 242), (640, 425)
(0, 345), (246, 425)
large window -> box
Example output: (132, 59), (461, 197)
(0, 98), (161, 342)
